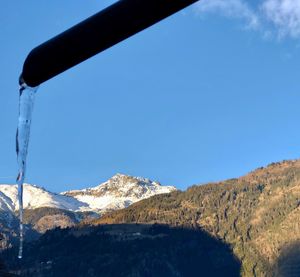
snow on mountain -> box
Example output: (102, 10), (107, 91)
(0, 174), (176, 214)
(63, 173), (177, 212)
(0, 184), (87, 212)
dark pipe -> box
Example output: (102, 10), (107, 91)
(21, 0), (199, 87)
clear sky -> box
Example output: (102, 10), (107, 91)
(1, 0), (300, 192)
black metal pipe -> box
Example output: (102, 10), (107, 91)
(21, 0), (199, 87)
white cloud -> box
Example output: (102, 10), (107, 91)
(195, 0), (300, 39)
(196, 0), (259, 29)
(262, 0), (300, 38)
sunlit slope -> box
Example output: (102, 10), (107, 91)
(95, 159), (300, 277)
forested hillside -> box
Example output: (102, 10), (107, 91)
(3, 224), (240, 276)
(95, 160), (300, 276)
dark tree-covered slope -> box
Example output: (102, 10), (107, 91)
(3, 224), (240, 277)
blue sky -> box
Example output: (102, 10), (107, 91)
(1, 0), (300, 192)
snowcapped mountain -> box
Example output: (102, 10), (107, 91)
(0, 174), (176, 246)
(0, 174), (176, 214)
(0, 184), (86, 213)
(63, 173), (177, 212)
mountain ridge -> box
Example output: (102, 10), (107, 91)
(0, 173), (176, 250)
(0, 173), (176, 214)
(93, 159), (300, 276)
(3, 159), (300, 276)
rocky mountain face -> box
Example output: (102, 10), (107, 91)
(0, 174), (176, 250)
(63, 173), (176, 213)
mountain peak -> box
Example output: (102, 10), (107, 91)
(106, 173), (161, 188)
(0, 174), (176, 215)
(111, 173), (130, 179)
(65, 174), (176, 212)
